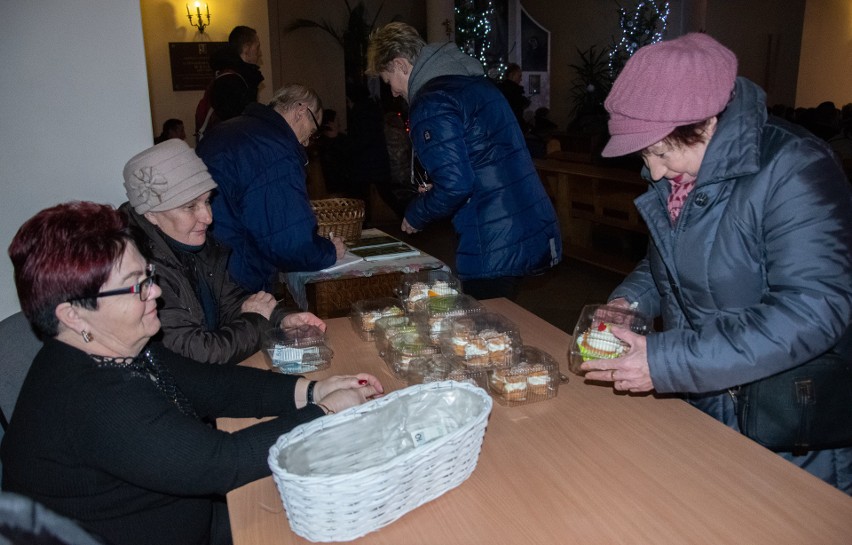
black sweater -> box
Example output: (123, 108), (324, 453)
(1, 339), (322, 545)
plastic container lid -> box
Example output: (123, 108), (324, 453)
(410, 294), (484, 343)
(349, 297), (405, 341)
(405, 353), (487, 387)
(399, 270), (461, 312)
(384, 330), (439, 378)
(568, 304), (652, 375)
(438, 311), (522, 370)
(265, 324), (333, 374)
(373, 315), (424, 358)
(487, 345), (560, 407)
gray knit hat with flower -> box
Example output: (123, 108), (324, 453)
(123, 139), (217, 214)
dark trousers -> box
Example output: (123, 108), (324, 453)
(462, 276), (523, 301)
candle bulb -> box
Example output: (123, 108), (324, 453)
(206, 4), (210, 18)
(186, 4), (191, 17)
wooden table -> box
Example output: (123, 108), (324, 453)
(219, 299), (852, 545)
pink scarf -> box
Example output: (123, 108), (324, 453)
(667, 176), (695, 223)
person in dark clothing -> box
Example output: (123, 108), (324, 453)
(196, 84), (347, 292)
(2, 201), (383, 545)
(346, 81), (393, 223)
(367, 23), (561, 300)
(496, 63), (530, 132)
(195, 26), (265, 141)
(121, 139), (324, 364)
(315, 109), (351, 195)
(154, 118), (186, 144)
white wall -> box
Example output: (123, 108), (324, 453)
(0, 0), (153, 319)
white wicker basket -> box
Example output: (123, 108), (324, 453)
(267, 381), (493, 542)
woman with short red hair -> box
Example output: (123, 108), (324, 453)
(2, 201), (383, 545)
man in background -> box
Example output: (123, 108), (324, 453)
(195, 26), (265, 141)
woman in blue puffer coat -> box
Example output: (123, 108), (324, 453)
(580, 33), (852, 492)
(366, 22), (562, 300)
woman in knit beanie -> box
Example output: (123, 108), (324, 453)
(121, 139), (325, 364)
(580, 33), (852, 492)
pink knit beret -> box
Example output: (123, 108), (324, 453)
(602, 33), (738, 157)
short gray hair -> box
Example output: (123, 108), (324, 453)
(269, 83), (322, 115)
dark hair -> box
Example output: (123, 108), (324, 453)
(664, 117), (719, 149)
(505, 63), (522, 78)
(229, 26), (258, 52)
(8, 202), (133, 338)
(155, 118), (183, 144)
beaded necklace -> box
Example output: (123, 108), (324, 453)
(90, 348), (199, 419)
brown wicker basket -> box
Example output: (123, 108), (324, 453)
(310, 198), (365, 243)
(307, 272), (404, 318)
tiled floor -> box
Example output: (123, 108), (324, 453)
(375, 219), (627, 334)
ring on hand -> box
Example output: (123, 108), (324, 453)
(610, 369), (616, 381)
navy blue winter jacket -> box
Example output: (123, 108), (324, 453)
(196, 103), (336, 291)
(405, 43), (561, 280)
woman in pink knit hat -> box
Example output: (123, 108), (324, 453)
(580, 33), (852, 492)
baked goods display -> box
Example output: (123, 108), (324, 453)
(399, 270), (461, 312)
(403, 279), (460, 312)
(350, 297), (405, 341)
(410, 294), (484, 344)
(439, 312), (521, 369)
(487, 346), (559, 406)
(373, 315), (422, 358)
(576, 321), (626, 360)
(405, 354), (487, 386)
(568, 304), (652, 375)
(385, 330), (438, 378)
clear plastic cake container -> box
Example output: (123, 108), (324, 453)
(265, 324), (333, 374)
(568, 304), (652, 375)
(409, 293), (484, 344)
(487, 345), (560, 407)
(383, 329), (440, 379)
(349, 297), (405, 342)
(437, 311), (522, 370)
(373, 315), (425, 359)
(405, 353), (487, 388)
(398, 270), (461, 312)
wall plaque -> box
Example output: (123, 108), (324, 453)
(168, 42), (228, 91)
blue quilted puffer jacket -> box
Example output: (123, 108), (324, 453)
(196, 103), (335, 292)
(405, 43), (561, 280)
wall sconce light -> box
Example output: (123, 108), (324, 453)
(186, 2), (210, 34)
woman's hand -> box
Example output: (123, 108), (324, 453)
(313, 374), (384, 414)
(282, 312), (326, 332)
(240, 291), (277, 320)
(331, 236), (347, 260)
(580, 326), (654, 393)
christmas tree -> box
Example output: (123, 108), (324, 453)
(455, 0), (506, 78)
(609, 1), (670, 79)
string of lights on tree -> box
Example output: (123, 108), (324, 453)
(608, 0), (670, 78)
(454, 0), (507, 79)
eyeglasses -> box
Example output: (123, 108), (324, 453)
(302, 103), (321, 142)
(73, 264), (158, 302)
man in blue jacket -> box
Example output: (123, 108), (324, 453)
(197, 84), (346, 292)
(367, 23), (562, 300)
